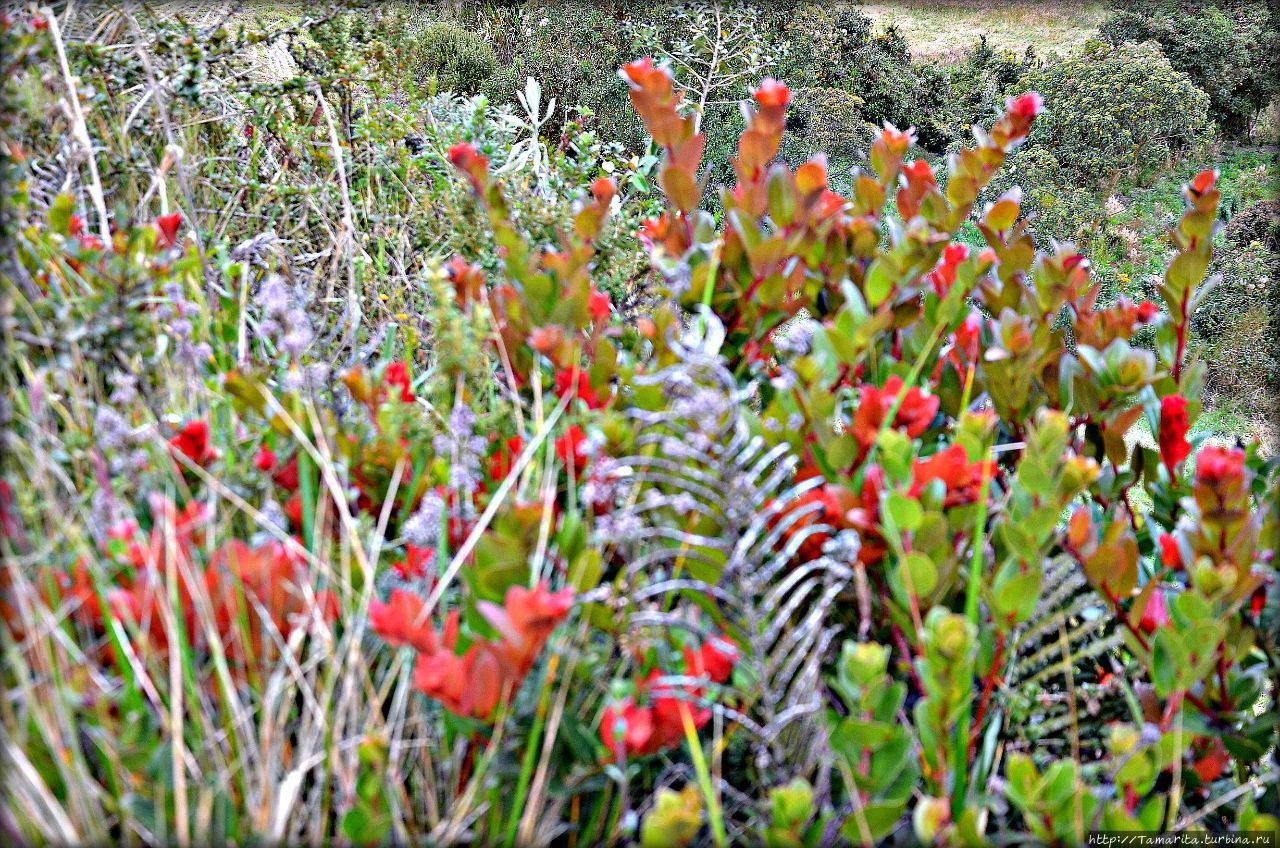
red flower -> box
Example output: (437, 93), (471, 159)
(880, 125), (913, 155)
(169, 420), (215, 467)
(1195, 446), (1245, 488)
(490, 435), (524, 481)
(1189, 169), (1218, 197)
(555, 368), (605, 409)
(448, 143), (490, 193)
(909, 444), (995, 508)
(1158, 395), (1191, 477)
(273, 456), (300, 492)
(68, 214), (84, 236)
(1009, 92), (1044, 120)
(1137, 587), (1170, 635)
(929, 243), (969, 297)
(370, 589), (438, 653)
(600, 698), (656, 758)
(445, 256), (485, 307)
(1135, 301), (1160, 323)
(392, 545), (434, 581)
(1192, 738), (1230, 784)
(154, 213), (183, 249)
(588, 286), (612, 324)
(852, 376), (939, 449)
(773, 483), (856, 563)
(413, 625), (505, 719)
(687, 635), (738, 685)
(556, 425), (591, 474)
(953, 312), (983, 363)
(479, 581), (575, 675)
(590, 177), (616, 208)
(204, 539), (332, 666)
(1158, 533), (1182, 570)
(254, 445), (277, 473)
(383, 361), (415, 403)
(753, 78), (790, 109)
(386, 581), (571, 722)
(903, 158), (935, 185)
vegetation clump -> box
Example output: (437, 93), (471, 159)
(1, 5), (1277, 846)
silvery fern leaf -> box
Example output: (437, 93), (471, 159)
(602, 326), (852, 787)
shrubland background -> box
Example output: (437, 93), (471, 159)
(157, 0), (1280, 441)
(2, 0), (1279, 845)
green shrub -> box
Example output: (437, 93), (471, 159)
(1015, 41), (1212, 189)
(780, 87), (878, 194)
(1225, 198), (1280, 253)
(783, 6), (953, 149)
(413, 21), (497, 95)
(1195, 241), (1279, 415)
(1100, 0), (1280, 137)
(938, 37), (1039, 145)
(477, 1), (636, 144)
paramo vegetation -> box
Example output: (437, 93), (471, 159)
(1, 2), (1278, 846)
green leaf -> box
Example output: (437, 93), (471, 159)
(994, 567), (1042, 625)
(886, 492), (923, 532)
(902, 551), (938, 598)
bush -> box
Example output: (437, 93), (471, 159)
(1194, 240), (1279, 414)
(1225, 198), (1280, 253)
(1100, 0), (1280, 137)
(1015, 40), (1212, 189)
(781, 87), (879, 191)
(414, 21), (497, 95)
(477, 1), (637, 144)
(783, 6), (953, 149)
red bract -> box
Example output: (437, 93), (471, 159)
(369, 588), (438, 653)
(928, 243), (969, 297)
(588, 286), (612, 324)
(1137, 587), (1170, 635)
(556, 425), (591, 474)
(169, 420), (215, 468)
(383, 361), (415, 403)
(686, 635), (738, 685)
(253, 445), (277, 473)
(378, 582), (573, 722)
(909, 444), (995, 508)
(555, 368), (605, 409)
(1158, 533), (1182, 570)
(852, 376), (940, 449)
(392, 545), (433, 581)
(1158, 395), (1191, 477)
(490, 435), (523, 482)
(1195, 446), (1245, 488)
(154, 213), (183, 249)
